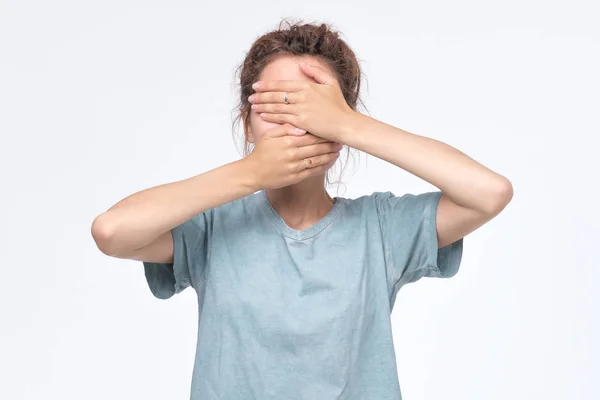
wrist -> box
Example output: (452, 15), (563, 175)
(338, 111), (369, 146)
(235, 157), (262, 192)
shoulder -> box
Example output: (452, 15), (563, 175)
(181, 192), (261, 229)
(343, 190), (440, 206)
(207, 191), (263, 225)
(332, 191), (398, 222)
(343, 190), (443, 220)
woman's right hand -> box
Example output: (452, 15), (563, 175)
(245, 123), (343, 190)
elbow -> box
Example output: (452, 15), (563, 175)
(483, 176), (514, 216)
(91, 213), (120, 256)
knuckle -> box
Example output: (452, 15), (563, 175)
(286, 148), (297, 160)
(293, 137), (306, 147)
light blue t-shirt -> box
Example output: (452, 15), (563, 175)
(143, 189), (463, 399)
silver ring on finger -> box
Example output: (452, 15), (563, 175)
(303, 158), (313, 168)
(284, 92), (289, 105)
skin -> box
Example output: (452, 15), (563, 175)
(91, 53), (512, 264)
(90, 55), (341, 262)
(249, 55), (513, 248)
(245, 55), (344, 230)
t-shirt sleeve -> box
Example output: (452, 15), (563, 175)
(373, 191), (464, 303)
(143, 211), (211, 299)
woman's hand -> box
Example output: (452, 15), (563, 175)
(248, 63), (358, 142)
(244, 123), (342, 190)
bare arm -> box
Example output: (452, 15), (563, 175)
(339, 113), (513, 248)
(91, 159), (257, 261)
(247, 67), (512, 248)
(91, 124), (342, 262)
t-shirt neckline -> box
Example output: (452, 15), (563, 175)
(258, 189), (344, 240)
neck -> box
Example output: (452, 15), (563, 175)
(266, 176), (334, 230)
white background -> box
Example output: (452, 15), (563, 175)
(1, 0), (598, 399)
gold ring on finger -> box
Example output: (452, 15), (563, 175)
(284, 92), (289, 105)
(303, 158), (312, 168)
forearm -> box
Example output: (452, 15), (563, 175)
(340, 113), (512, 214)
(91, 159), (257, 256)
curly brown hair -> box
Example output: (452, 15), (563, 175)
(232, 18), (367, 188)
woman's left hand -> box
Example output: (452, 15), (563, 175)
(248, 63), (357, 142)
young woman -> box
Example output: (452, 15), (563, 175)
(92, 20), (512, 400)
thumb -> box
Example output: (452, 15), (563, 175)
(264, 123), (306, 139)
(299, 62), (333, 85)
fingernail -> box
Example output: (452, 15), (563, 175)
(252, 82), (261, 90)
(294, 128), (306, 134)
(248, 94), (255, 102)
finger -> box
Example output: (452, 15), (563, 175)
(248, 92), (289, 104)
(252, 103), (296, 115)
(253, 80), (308, 93)
(296, 151), (340, 174)
(289, 133), (332, 147)
(259, 112), (298, 126)
(299, 62), (335, 85)
(263, 123), (306, 138)
(296, 142), (343, 159)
